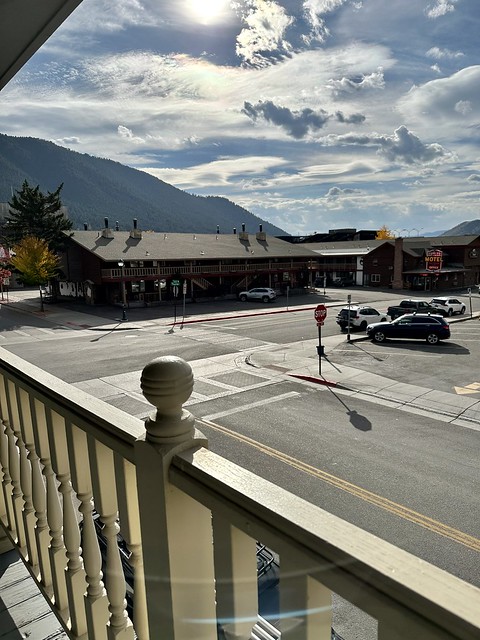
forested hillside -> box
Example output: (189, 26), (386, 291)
(0, 133), (286, 235)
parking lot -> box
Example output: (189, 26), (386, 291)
(330, 315), (480, 396)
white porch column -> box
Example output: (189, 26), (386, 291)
(135, 356), (216, 640)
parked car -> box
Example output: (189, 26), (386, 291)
(386, 298), (442, 320)
(238, 287), (277, 302)
(331, 276), (355, 287)
(366, 314), (450, 344)
(429, 296), (466, 316)
(336, 306), (387, 331)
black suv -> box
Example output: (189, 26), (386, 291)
(366, 313), (450, 344)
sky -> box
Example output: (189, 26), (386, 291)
(1, 0), (479, 236)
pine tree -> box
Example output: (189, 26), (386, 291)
(4, 180), (73, 251)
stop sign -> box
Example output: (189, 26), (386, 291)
(314, 304), (327, 325)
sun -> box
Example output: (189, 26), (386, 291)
(187, 0), (231, 24)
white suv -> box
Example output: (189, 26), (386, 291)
(430, 297), (466, 316)
(336, 305), (387, 331)
(238, 288), (277, 302)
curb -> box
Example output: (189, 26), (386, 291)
(288, 373), (339, 387)
(170, 302), (346, 326)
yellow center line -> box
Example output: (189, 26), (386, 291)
(202, 419), (480, 552)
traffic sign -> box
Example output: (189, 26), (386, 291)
(314, 304), (327, 324)
(171, 279), (180, 286)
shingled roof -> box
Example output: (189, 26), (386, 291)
(66, 230), (317, 262)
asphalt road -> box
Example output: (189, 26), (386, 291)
(0, 290), (479, 640)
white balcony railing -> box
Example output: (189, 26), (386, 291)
(102, 262), (310, 280)
(0, 347), (479, 640)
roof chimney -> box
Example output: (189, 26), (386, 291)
(130, 218), (142, 239)
(101, 217), (114, 238)
(239, 222), (248, 240)
(256, 223), (266, 241)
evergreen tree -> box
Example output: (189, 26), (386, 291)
(4, 180), (73, 251)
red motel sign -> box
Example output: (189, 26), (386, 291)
(425, 249), (443, 272)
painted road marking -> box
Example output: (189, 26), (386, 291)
(202, 419), (480, 553)
(454, 382), (480, 395)
(203, 391), (300, 421)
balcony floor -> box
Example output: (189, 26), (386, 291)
(0, 549), (68, 639)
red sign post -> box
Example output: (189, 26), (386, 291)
(314, 304), (327, 326)
(314, 304), (327, 374)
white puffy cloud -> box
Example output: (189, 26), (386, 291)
(235, 0), (294, 66)
(398, 66), (480, 131)
(426, 46), (464, 59)
(333, 125), (450, 165)
(117, 125), (144, 143)
(54, 136), (81, 145)
(301, 0), (348, 44)
(425, 0), (459, 19)
(328, 68), (385, 96)
(454, 100), (472, 115)
(325, 186), (362, 200)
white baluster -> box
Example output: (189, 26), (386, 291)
(34, 404), (68, 618)
(135, 355), (216, 640)
(0, 419), (14, 552)
(47, 408), (88, 637)
(88, 437), (133, 640)
(0, 415), (14, 535)
(66, 424), (109, 640)
(212, 516), (257, 640)
(30, 398), (52, 594)
(5, 416), (25, 550)
(279, 550), (332, 640)
(114, 455), (148, 640)
(14, 386), (38, 568)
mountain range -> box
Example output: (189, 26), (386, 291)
(0, 133), (286, 235)
(440, 220), (480, 236)
(1, 133), (478, 239)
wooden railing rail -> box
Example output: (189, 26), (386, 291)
(0, 349), (479, 640)
(102, 261), (310, 280)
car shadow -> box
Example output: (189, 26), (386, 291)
(367, 340), (470, 354)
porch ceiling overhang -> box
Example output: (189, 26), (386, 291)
(0, 0), (84, 92)
(311, 248), (372, 257)
(403, 267), (467, 275)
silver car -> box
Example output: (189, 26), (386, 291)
(430, 296), (466, 316)
(239, 288), (277, 302)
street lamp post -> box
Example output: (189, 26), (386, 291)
(118, 260), (127, 321)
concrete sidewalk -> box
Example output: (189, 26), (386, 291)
(247, 324), (480, 431)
